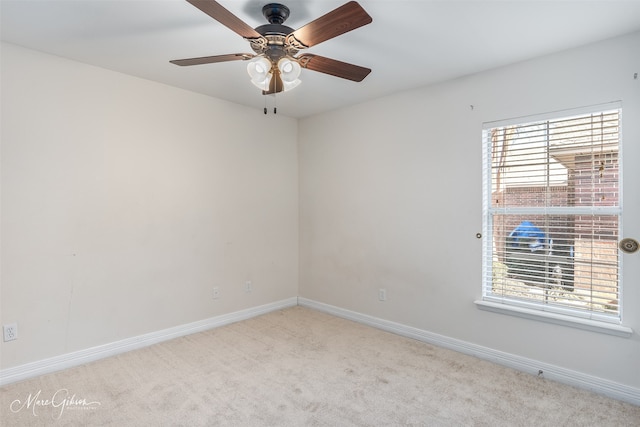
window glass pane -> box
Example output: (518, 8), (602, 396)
(490, 111), (619, 209)
(490, 214), (618, 315)
(483, 107), (621, 321)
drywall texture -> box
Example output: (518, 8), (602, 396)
(1, 43), (299, 368)
(298, 32), (640, 388)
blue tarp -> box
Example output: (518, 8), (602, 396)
(507, 221), (548, 252)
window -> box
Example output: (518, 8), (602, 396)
(480, 104), (624, 328)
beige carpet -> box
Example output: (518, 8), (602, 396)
(1, 306), (638, 426)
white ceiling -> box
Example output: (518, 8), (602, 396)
(2, 0), (640, 118)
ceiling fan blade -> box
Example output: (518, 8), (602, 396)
(186, 0), (264, 40)
(170, 53), (254, 66)
(287, 1), (372, 49)
(297, 54), (371, 82)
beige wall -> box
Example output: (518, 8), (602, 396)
(2, 31), (640, 391)
(1, 43), (299, 368)
(298, 32), (640, 388)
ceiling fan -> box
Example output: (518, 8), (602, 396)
(170, 0), (372, 95)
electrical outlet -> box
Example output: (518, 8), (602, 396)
(378, 289), (387, 301)
(245, 281), (252, 293)
(3, 323), (18, 342)
(212, 287), (220, 299)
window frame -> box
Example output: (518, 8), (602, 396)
(476, 102), (632, 337)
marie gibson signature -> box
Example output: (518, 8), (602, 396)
(10, 388), (101, 419)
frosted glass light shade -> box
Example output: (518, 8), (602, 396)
(283, 79), (301, 91)
(247, 57), (272, 89)
(278, 58), (301, 83)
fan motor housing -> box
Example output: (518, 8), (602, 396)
(255, 24), (294, 37)
(251, 3), (299, 59)
(253, 3), (299, 60)
(250, 33), (297, 60)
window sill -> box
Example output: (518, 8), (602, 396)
(474, 300), (633, 338)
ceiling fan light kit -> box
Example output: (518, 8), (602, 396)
(171, 0), (372, 106)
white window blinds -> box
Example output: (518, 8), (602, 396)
(482, 105), (622, 323)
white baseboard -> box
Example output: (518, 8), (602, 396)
(0, 297), (298, 387)
(3, 296), (638, 407)
(298, 297), (640, 407)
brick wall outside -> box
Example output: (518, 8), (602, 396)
(492, 152), (619, 295)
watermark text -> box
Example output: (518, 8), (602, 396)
(10, 388), (101, 419)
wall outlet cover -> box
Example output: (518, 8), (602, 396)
(3, 323), (18, 341)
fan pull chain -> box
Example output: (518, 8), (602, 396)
(262, 95), (278, 115)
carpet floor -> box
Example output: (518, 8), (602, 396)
(1, 306), (638, 426)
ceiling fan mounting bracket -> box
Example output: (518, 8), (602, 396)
(262, 3), (290, 25)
